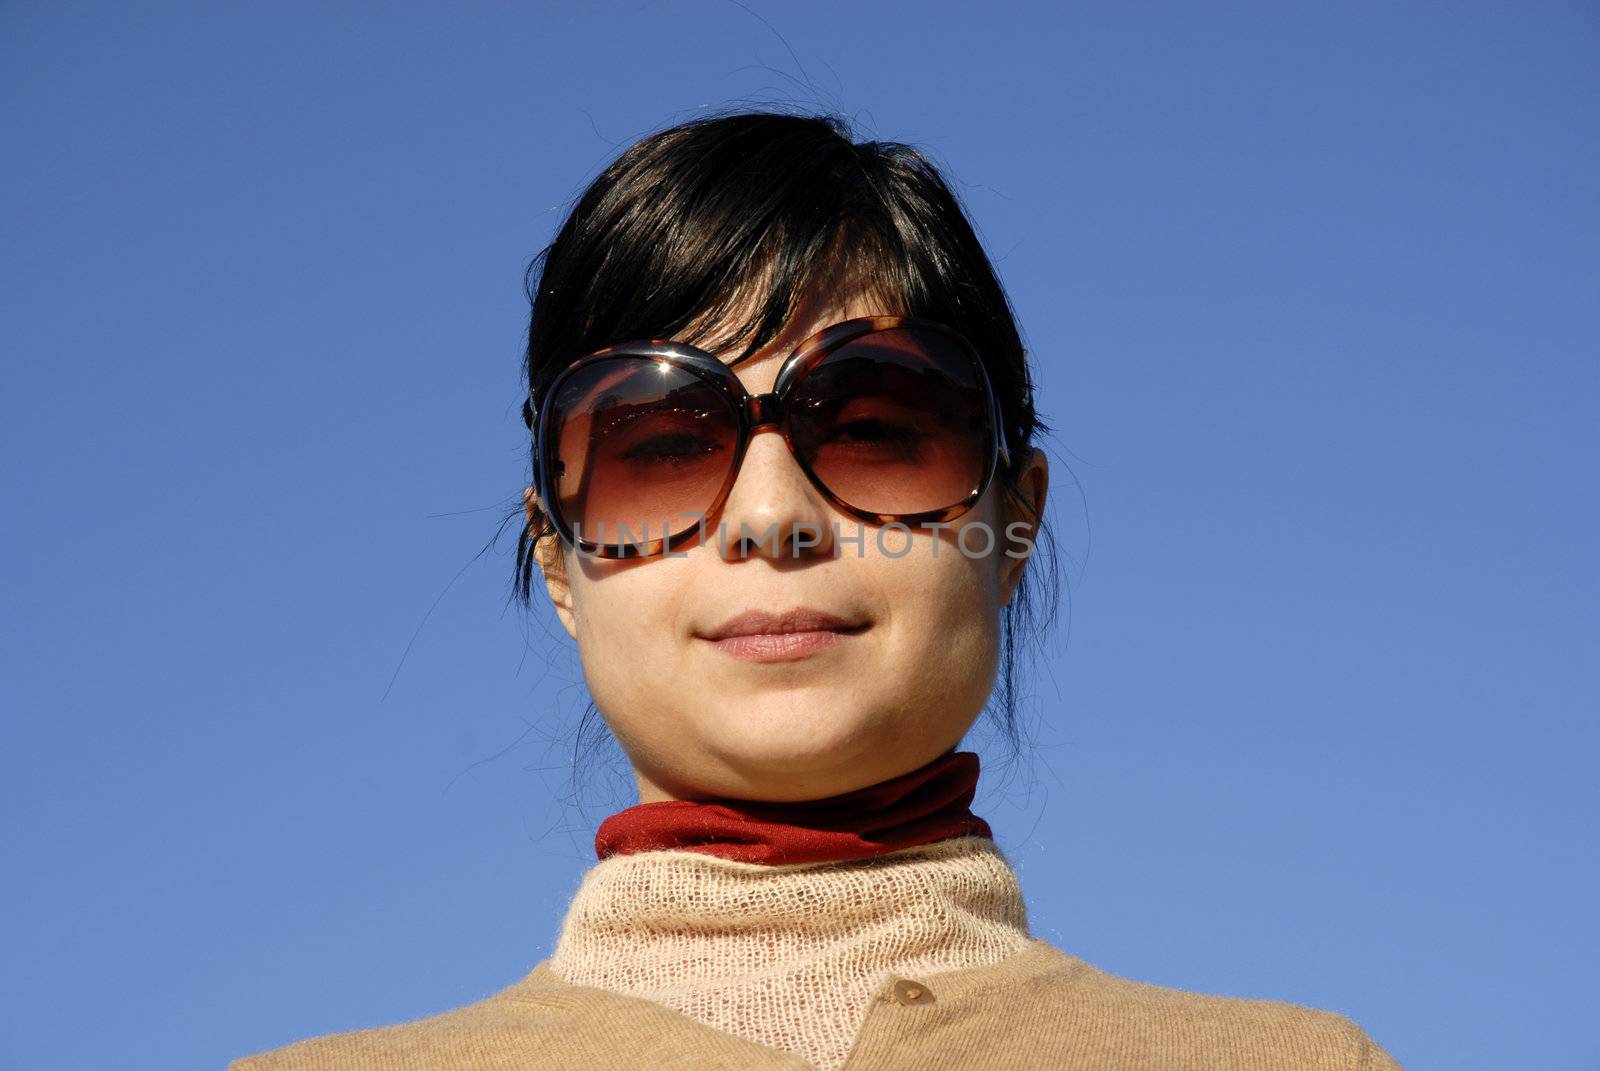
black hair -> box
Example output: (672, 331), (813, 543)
(509, 107), (1063, 800)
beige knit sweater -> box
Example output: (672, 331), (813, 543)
(230, 835), (1403, 1070)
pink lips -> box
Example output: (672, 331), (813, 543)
(699, 607), (870, 663)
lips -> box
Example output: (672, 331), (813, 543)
(701, 607), (869, 641)
(698, 606), (870, 663)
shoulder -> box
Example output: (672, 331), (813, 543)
(228, 964), (587, 1071)
(230, 944), (1402, 1070)
(991, 940), (1402, 1069)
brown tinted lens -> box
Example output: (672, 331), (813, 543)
(544, 356), (738, 548)
(788, 326), (991, 517)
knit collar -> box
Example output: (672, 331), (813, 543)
(547, 832), (1033, 1071)
(593, 749), (992, 865)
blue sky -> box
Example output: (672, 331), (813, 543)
(2, 2), (1595, 1068)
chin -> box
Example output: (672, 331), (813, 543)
(702, 704), (886, 773)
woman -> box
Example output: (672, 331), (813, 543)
(232, 110), (1401, 1070)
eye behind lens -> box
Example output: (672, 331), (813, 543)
(787, 327), (993, 517)
(546, 355), (741, 547)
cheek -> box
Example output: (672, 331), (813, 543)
(918, 493), (1010, 611)
(870, 518), (1006, 695)
(910, 540), (1002, 640)
(568, 565), (683, 716)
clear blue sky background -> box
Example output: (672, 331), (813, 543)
(2, 3), (1595, 1069)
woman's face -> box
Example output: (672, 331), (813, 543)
(532, 287), (1048, 803)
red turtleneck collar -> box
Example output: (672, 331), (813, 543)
(592, 749), (992, 865)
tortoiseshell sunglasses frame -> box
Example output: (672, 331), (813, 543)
(531, 314), (1010, 560)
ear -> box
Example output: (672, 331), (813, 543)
(998, 448), (1049, 608)
(525, 487), (578, 640)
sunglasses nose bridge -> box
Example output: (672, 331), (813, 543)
(744, 391), (783, 430)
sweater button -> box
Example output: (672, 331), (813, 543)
(890, 979), (936, 1005)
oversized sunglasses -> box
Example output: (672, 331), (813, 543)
(530, 315), (1009, 559)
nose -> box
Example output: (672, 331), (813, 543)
(715, 425), (836, 562)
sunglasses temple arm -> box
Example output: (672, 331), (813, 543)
(528, 393), (543, 504)
(987, 370), (1011, 472)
